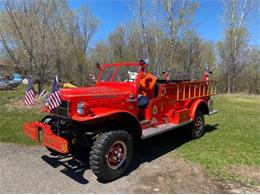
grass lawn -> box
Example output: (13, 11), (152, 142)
(0, 86), (259, 184)
(0, 85), (44, 145)
(175, 94), (260, 184)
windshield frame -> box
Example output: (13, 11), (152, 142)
(97, 62), (141, 83)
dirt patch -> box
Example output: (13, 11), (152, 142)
(133, 157), (225, 193)
(134, 171), (260, 194)
(132, 156), (260, 194)
(221, 182), (260, 194)
(4, 96), (44, 112)
(226, 165), (260, 185)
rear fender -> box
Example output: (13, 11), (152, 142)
(190, 99), (209, 120)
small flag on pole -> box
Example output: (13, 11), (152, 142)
(24, 78), (35, 106)
(48, 76), (61, 110)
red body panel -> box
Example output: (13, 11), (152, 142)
(23, 122), (69, 154)
(170, 109), (190, 124)
(23, 122), (39, 142)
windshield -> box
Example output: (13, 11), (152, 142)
(99, 66), (116, 81)
(114, 66), (139, 82)
(99, 65), (139, 82)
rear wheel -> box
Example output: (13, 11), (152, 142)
(190, 110), (205, 139)
(89, 130), (133, 182)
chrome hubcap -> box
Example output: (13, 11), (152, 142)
(194, 117), (203, 135)
(106, 141), (127, 169)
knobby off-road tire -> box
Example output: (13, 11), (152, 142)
(90, 130), (133, 182)
(190, 110), (205, 139)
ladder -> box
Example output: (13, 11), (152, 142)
(176, 80), (217, 101)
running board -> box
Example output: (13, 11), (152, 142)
(141, 120), (192, 139)
(208, 109), (218, 116)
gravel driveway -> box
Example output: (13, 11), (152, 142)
(0, 131), (259, 193)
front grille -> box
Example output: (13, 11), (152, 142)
(51, 101), (69, 119)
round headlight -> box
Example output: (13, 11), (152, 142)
(77, 102), (85, 115)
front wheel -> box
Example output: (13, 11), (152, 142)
(190, 110), (205, 139)
(89, 130), (133, 182)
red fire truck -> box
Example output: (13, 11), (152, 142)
(23, 62), (217, 182)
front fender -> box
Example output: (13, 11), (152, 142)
(190, 99), (209, 120)
(71, 107), (138, 123)
(71, 107), (142, 137)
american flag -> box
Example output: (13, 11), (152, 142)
(24, 78), (35, 106)
(48, 76), (61, 110)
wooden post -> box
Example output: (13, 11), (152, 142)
(203, 82), (206, 96)
(199, 83), (201, 97)
(208, 82), (211, 95)
(194, 83), (197, 98)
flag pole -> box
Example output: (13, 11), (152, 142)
(48, 75), (62, 136)
(56, 75), (60, 136)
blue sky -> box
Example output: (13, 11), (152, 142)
(68, 0), (259, 46)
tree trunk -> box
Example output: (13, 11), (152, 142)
(227, 74), (231, 94)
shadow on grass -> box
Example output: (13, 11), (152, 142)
(41, 123), (219, 184)
(205, 124), (218, 132)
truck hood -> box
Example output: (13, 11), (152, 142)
(60, 86), (131, 100)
